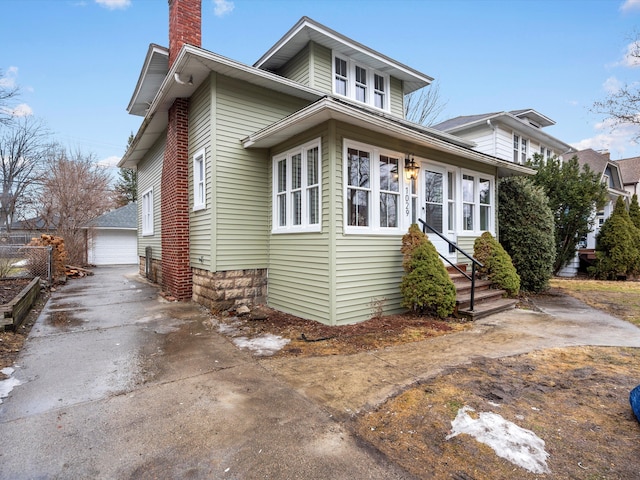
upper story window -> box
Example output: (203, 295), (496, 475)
(513, 134), (528, 164)
(540, 146), (553, 161)
(193, 148), (206, 211)
(333, 54), (389, 111)
(272, 139), (321, 233)
(141, 188), (154, 236)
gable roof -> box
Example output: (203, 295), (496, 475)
(432, 109), (573, 154)
(616, 156), (640, 186)
(571, 149), (628, 196)
(254, 17), (433, 95)
(84, 202), (137, 230)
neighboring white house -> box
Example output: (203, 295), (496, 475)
(616, 155), (640, 196)
(85, 202), (138, 266)
(431, 109), (575, 164)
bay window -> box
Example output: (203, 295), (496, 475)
(272, 139), (321, 233)
(462, 172), (493, 233)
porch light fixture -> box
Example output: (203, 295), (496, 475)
(404, 155), (419, 180)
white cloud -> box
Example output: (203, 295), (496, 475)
(619, 41), (640, 68)
(0, 66), (19, 89)
(97, 155), (122, 168)
(603, 76), (623, 94)
(620, 0), (640, 11)
(212, 0), (234, 17)
(95, 0), (131, 10)
(571, 118), (640, 158)
(10, 104), (33, 117)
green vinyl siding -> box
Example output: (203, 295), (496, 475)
(456, 236), (478, 266)
(189, 76), (213, 268)
(310, 43), (332, 93)
(390, 76), (404, 118)
(277, 44), (310, 86)
(214, 74), (310, 271)
(137, 136), (164, 259)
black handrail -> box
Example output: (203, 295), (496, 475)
(417, 219), (483, 311)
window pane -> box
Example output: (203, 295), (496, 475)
(375, 74), (384, 91)
(278, 194), (286, 227)
(426, 203), (443, 233)
(463, 203), (473, 231)
(277, 160), (286, 193)
(425, 171), (443, 203)
(307, 147), (318, 186)
(462, 174), (474, 202)
(292, 191), (301, 225)
(336, 78), (346, 96)
(447, 171), (454, 200)
(356, 84), (366, 102)
(308, 187), (319, 225)
(379, 156), (399, 192)
(448, 202), (455, 232)
(335, 57), (347, 76)
(479, 178), (490, 205)
(348, 189), (369, 226)
(374, 92), (384, 108)
(347, 148), (370, 188)
(380, 192), (398, 228)
(480, 205), (489, 231)
(356, 66), (367, 84)
(292, 154), (301, 189)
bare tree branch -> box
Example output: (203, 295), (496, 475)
(404, 81), (448, 127)
(0, 69), (21, 126)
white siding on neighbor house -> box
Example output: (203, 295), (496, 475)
(137, 136), (165, 259)
(189, 75), (214, 270)
(214, 74), (311, 272)
(88, 229), (138, 265)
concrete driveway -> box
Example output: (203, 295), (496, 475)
(0, 266), (408, 479)
(1, 266), (640, 479)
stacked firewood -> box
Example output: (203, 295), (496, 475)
(28, 234), (68, 278)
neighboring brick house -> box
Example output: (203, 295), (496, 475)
(119, 0), (533, 325)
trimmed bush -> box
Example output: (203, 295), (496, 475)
(473, 232), (520, 297)
(629, 194), (640, 230)
(592, 196), (640, 279)
(498, 176), (555, 293)
(400, 239), (456, 318)
(401, 223), (429, 272)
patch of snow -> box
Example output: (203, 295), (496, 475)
(232, 334), (290, 356)
(446, 406), (550, 474)
(0, 368), (22, 404)
(217, 323), (240, 335)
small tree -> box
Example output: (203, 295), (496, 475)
(629, 193), (640, 230)
(529, 154), (607, 273)
(114, 133), (137, 206)
(592, 196), (640, 279)
(473, 232), (520, 297)
(498, 176), (555, 293)
(401, 223), (429, 271)
(400, 227), (456, 318)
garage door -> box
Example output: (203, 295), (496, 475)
(88, 229), (138, 265)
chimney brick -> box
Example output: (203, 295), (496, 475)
(168, 0), (202, 67)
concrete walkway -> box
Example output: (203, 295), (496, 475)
(0, 267), (408, 480)
(1, 266), (640, 479)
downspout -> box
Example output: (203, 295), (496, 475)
(487, 119), (497, 157)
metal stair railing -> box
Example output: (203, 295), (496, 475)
(417, 219), (484, 311)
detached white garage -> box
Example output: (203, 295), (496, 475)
(85, 202), (138, 265)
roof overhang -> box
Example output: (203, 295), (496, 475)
(448, 111), (574, 155)
(254, 17), (433, 95)
(511, 109), (555, 128)
(242, 97), (535, 178)
(127, 44), (169, 116)
(119, 44), (325, 169)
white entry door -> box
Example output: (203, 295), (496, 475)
(421, 165), (457, 263)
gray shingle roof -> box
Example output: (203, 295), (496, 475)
(86, 202), (137, 229)
(616, 156), (640, 185)
(431, 112), (500, 131)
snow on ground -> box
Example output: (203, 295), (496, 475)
(446, 405), (550, 474)
(231, 334), (290, 356)
(0, 367), (22, 404)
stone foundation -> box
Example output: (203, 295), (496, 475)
(192, 267), (267, 311)
(139, 256), (163, 285)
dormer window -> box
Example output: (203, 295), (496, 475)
(333, 54), (389, 111)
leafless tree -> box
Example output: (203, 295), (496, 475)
(404, 81), (448, 127)
(0, 69), (21, 126)
(0, 116), (51, 231)
(592, 34), (640, 142)
(37, 146), (116, 265)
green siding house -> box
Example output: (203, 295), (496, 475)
(120, 1), (532, 326)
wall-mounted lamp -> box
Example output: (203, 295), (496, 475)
(404, 155), (419, 180)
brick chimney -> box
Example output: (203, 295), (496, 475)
(161, 0), (201, 300)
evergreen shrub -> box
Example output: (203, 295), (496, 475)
(473, 231), (520, 297)
(498, 176), (555, 292)
(400, 226), (456, 318)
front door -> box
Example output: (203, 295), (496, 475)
(421, 165), (456, 263)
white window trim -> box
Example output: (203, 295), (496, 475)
(193, 148), (206, 211)
(343, 139), (405, 235)
(141, 187), (154, 236)
(332, 53), (389, 111)
(271, 138), (322, 234)
(460, 168), (495, 235)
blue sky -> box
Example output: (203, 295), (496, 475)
(3, 0), (640, 175)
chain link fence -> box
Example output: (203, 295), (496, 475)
(0, 245), (53, 284)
